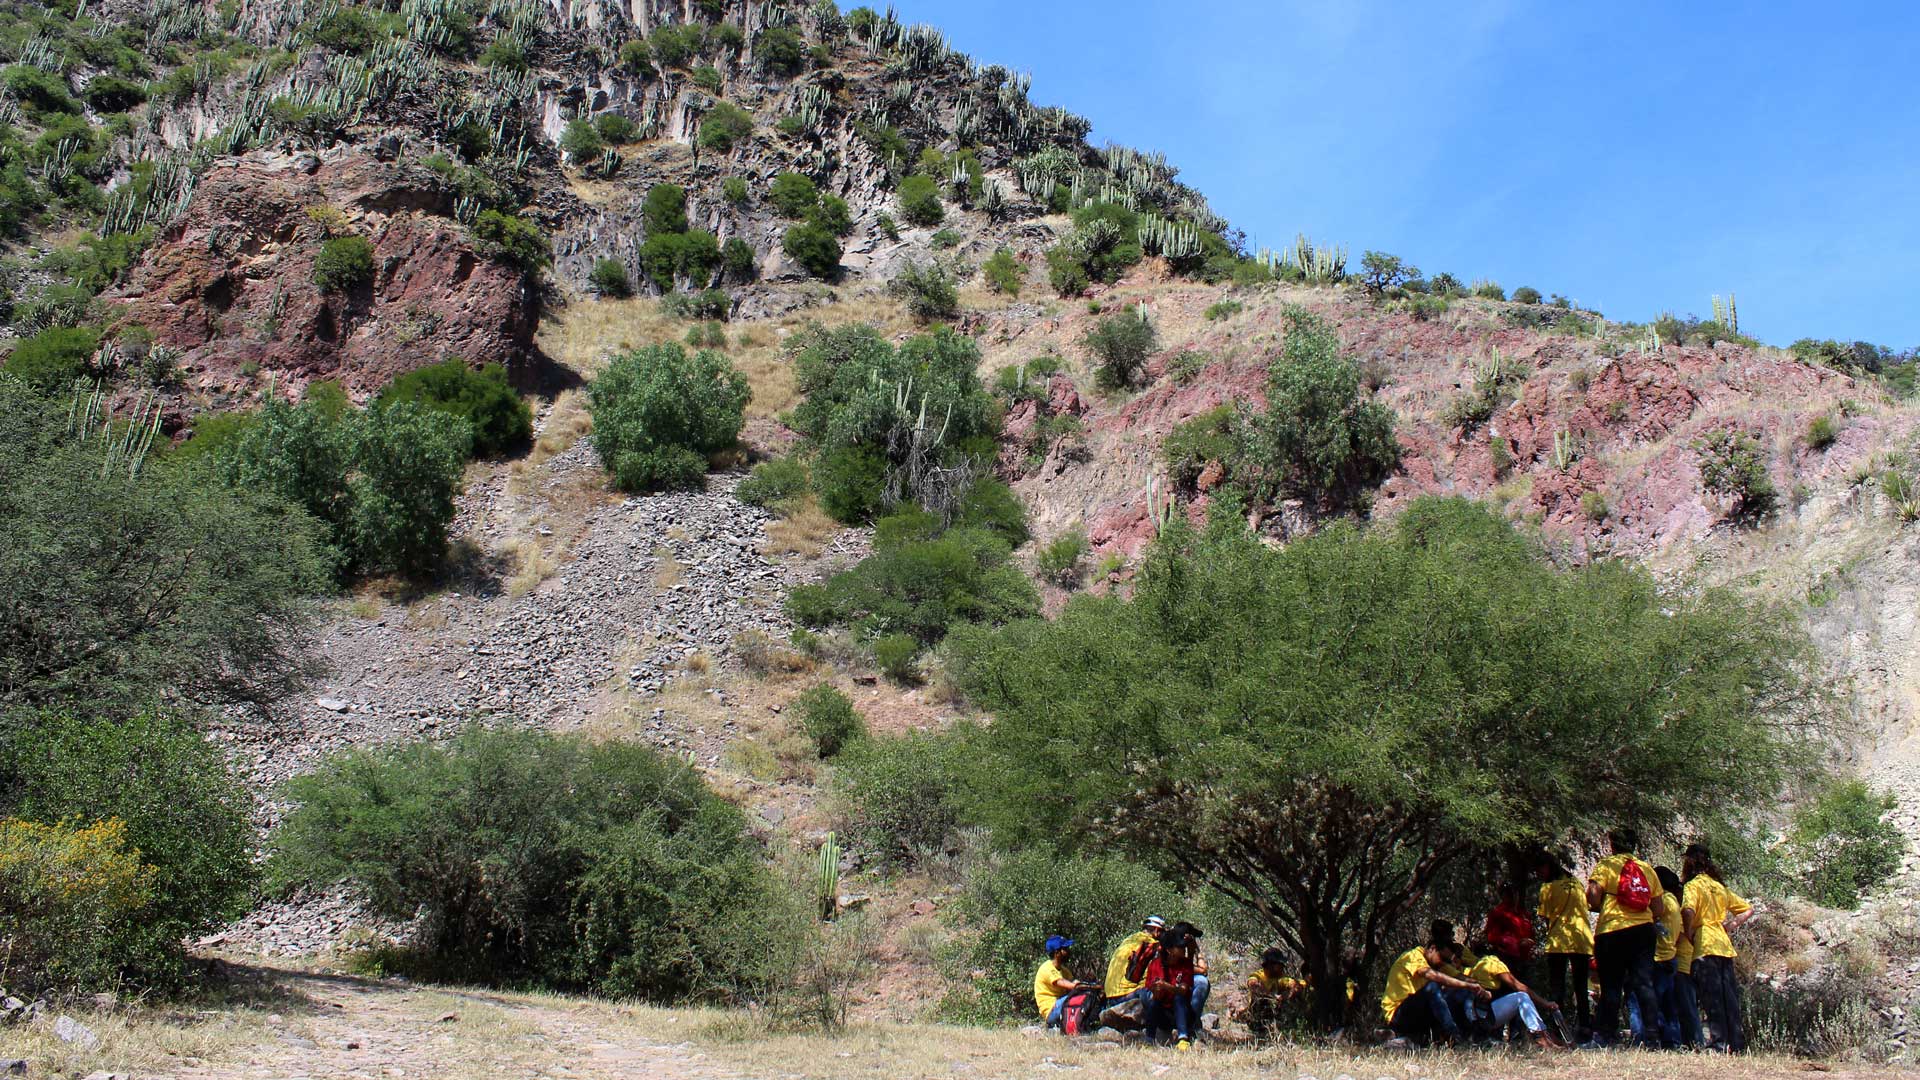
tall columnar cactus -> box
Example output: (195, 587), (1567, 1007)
(818, 832), (841, 920)
(1712, 293), (1739, 333)
(1550, 429), (1580, 472)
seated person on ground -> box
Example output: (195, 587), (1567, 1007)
(1142, 930), (1200, 1049)
(1485, 881), (1537, 964)
(1239, 947), (1302, 1038)
(1171, 920), (1212, 1018)
(1104, 915), (1166, 1000)
(1034, 935), (1092, 1030)
(1381, 940), (1489, 1046)
(1466, 937), (1563, 1049)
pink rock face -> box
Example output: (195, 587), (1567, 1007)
(110, 148), (540, 400)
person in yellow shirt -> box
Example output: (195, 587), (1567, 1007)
(1103, 916), (1165, 999)
(1584, 828), (1670, 1048)
(1034, 935), (1091, 1029)
(1535, 854), (1593, 1041)
(1381, 941), (1487, 1046)
(1682, 843), (1752, 1052)
(1652, 865), (1700, 1047)
(1465, 939), (1562, 1049)
(1240, 947), (1300, 1039)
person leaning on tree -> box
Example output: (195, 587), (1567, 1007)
(1584, 828), (1670, 1049)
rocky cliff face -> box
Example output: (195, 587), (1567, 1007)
(110, 148), (539, 401)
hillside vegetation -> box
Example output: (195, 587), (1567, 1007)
(1, 0), (1918, 1074)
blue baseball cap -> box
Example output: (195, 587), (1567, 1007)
(1045, 935), (1074, 953)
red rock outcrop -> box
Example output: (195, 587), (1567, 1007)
(110, 147), (540, 400)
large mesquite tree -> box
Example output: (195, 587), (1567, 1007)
(949, 498), (1826, 1028)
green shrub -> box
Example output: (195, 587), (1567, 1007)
(722, 176), (750, 205)
(981, 248), (1023, 295)
(811, 194), (853, 238)
(721, 237), (755, 278)
(0, 818), (155, 996)
(684, 321), (726, 348)
(770, 172), (819, 217)
(872, 633), (919, 683)
(619, 38), (655, 73)
(1474, 281), (1506, 300)
(1238, 307), (1399, 510)
(313, 235), (376, 292)
(590, 257), (632, 297)
(930, 228), (961, 250)
(0, 381), (330, 711)
(594, 113), (638, 144)
(1781, 780), (1904, 909)
(588, 343), (749, 491)
(641, 230), (721, 290)
(662, 287), (732, 321)
(0, 711), (257, 990)
(478, 37), (529, 71)
(697, 101), (755, 152)
(642, 183), (688, 235)
(272, 727), (798, 999)
(1807, 414), (1838, 451)
(795, 683), (865, 758)
(219, 394), (471, 579)
(755, 26), (806, 75)
(887, 257), (959, 323)
(81, 74), (146, 113)
(875, 213), (899, 241)
(785, 513), (1038, 647)
(692, 65), (723, 93)
(1163, 404), (1237, 488)
(736, 456), (810, 510)
(3, 65), (79, 117)
(1512, 286), (1543, 304)
(833, 727), (974, 866)
(560, 118), (605, 162)
(376, 359), (532, 458)
(3, 325), (99, 389)
(1083, 309), (1157, 390)
(782, 222), (841, 278)
(1694, 428), (1776, 520)
(1580, 490), (1609, 521)
(646, 25), (696, 67)
(471, 210), (550, 273)
(895, 174), (944, 227)
(310, 5), (381, 52)
(1036, 530), (1089, 589)
(1204, 299), (1243, 321)
(813, 445), (887, 523)
(943, 847), (1186, 1022)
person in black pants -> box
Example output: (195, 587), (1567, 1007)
(1585, 829), (1669, 1048)
(1536, 854), (1593, 1040)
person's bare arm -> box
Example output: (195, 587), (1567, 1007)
(1422, 968), (1490, 1000)
(1506, 972), (1558, 1011)
(1725, 907), (1755, 932)
(1683, 906), (1700, 937)
(1586, 879), (1605, 911)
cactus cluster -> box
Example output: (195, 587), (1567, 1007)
(101, 156), (198, 236)
(1138, 214), (1202, 261)
(1550, 429), (1580, 471)
(68, 385), (163, 481)
(818, 832), (841, 920)
(1257, 234), (1348, 284)
(15, 35), (63, 71)
(789, 83), (831, 136)
(1712, 293), (1739, 333)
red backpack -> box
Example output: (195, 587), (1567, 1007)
(1616, 857), (1653, 912)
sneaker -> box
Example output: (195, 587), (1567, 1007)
(1176, 1039), (1192, 1051)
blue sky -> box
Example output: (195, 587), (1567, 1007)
(892, 1), (1920, 347)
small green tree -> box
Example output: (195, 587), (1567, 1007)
(981, 248), (1023, 295)
(471, 210), (550, 273)
(590, 257), (633, 297)
(949, 497), (1825, 1029)
(377, 359), (532, 458)
(1239, 307), (1399, 510)
(697, 101), (755, 152)
(782, 222), (841, 278)
(344, 401), (474, 578)
(887, 257), (959, 323)
(1358, 250), (1418, 297)
(755, 26), (807, 75)
(1782, 780), (1904, 909)
(642, 183), (689, 235)
(2, 325), (99, 389)
(313, 235), (376, 292)
(1512, 286), (1543, 304)
(1082, 309), (1157, 390)
(1695, 428), (1777, 521)
(588, 343), (750, 491)
(795, 683), (865, 758)
(769, 172), (820, 218)
(559, 118), (604, 163)
(895, 174), (944, 227)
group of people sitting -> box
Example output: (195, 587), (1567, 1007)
(1382, 831), (1754, 1052)
(1033, 830), (1755, 1054)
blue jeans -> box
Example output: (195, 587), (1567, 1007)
(1144, 992), (1194, 1041)
(1651, 960), (1684, 1047)
(1191, 974), (1211, 1017)
(1390, 981), (1465, 1044)
(1491, 991), (1545, 1034)
(1046, 994), (1069, 1029)
(1673, 969), (1704, 1047)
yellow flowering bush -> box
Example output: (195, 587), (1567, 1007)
(0, 817), (156, 992)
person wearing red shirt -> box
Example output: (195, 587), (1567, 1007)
(1142, 931), (1199, 1048)
(1485, 880), (1537, 967)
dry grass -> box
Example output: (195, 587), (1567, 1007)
(652, 548), (685, 589)
(498, 533), (560, 598)
(346, 596), (381, 620)
(683, 650), (712, 675)
(763, 496), (841, 558)
(535, 296), (683, 376)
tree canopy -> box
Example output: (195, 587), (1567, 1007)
(949, 497), (1826, 1027)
